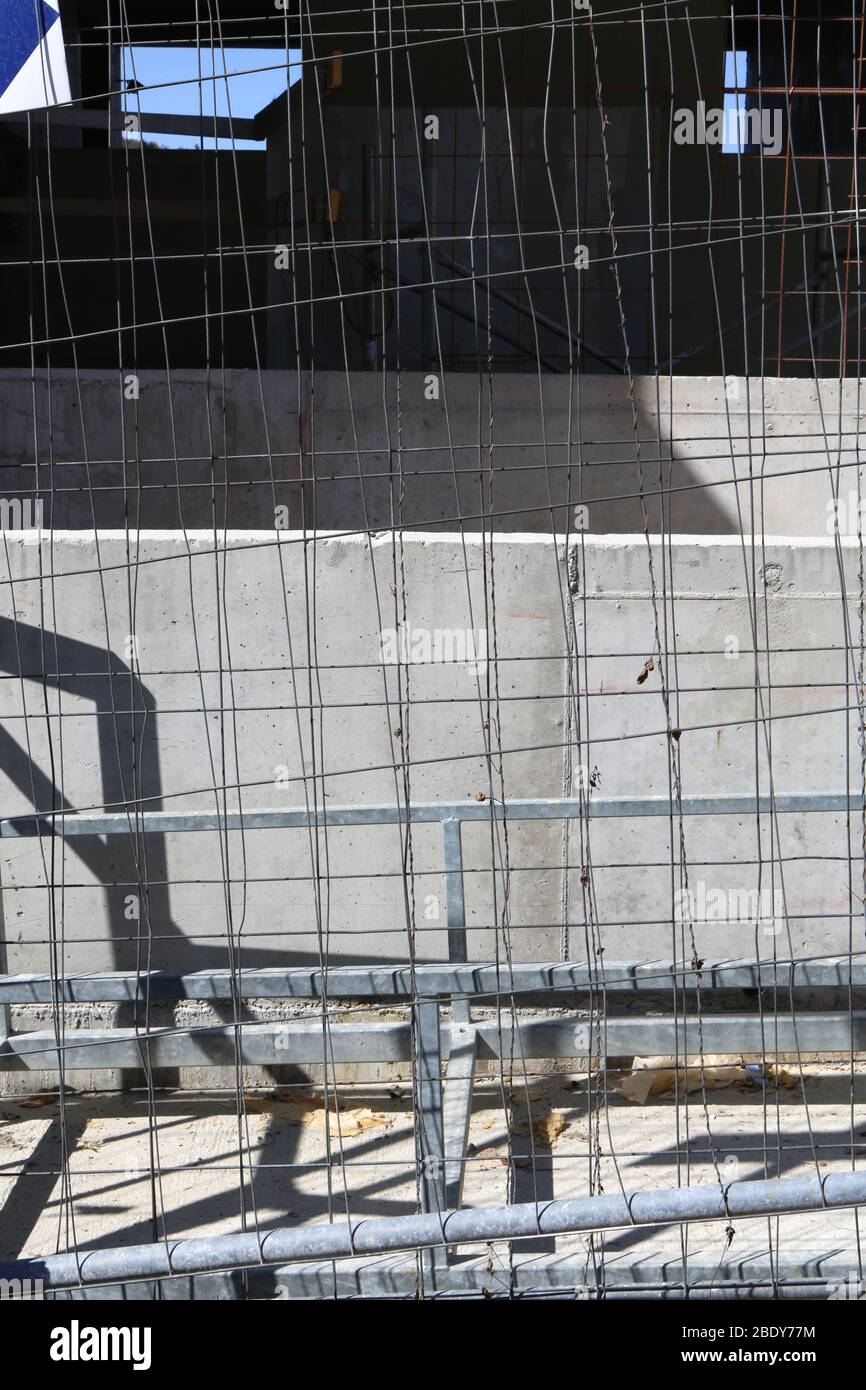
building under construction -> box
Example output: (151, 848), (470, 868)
(1, 0), (866, 1307)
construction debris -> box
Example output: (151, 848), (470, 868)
(510, 1103), (569, 1147)
(240, 1088), (394, 1135)
(613, 1056), (804, 1103)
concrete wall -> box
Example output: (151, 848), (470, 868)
(1, 368), (863, 533)
(0, 528), (861, 986)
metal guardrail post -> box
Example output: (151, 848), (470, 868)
(441, 817), (467, 964)
(441, 814), (477, 1249)
(0, 854), (8, 1049)
(416, 999), (446, 1280)
(443, 1022), (478, 1213)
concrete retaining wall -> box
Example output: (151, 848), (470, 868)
(0, 529), (860, 982)
(1, 369), (863, 533)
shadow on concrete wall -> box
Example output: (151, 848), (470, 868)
(0, 371), (735, 533)
(0, 615), (413, 976)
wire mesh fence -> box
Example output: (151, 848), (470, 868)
(0, 0), (865, 1303)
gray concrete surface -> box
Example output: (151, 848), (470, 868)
(1, 529), (862, 984)
(0, 369), (862, 532)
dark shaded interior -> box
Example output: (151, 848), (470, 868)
(0, 0), (863, 377)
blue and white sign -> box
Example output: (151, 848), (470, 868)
(0, 0), (71, 115)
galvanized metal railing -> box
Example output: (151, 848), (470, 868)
(1, 792), (863, 1297)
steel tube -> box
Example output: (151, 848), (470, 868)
(3, 1170), (866, 1291)
(3, 791), (864, 838)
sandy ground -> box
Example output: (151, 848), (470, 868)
(2, 1064), (865, 1293)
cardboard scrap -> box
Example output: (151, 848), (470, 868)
(764, 1064), (800, 1090)
(531, 1109), (568, 1147)
(241, 1088), (393, 1135)
(613, 1055), (748, 1103)
(613, 1056), (806, 1102)
(510, 1104), (569, 1147)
